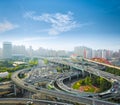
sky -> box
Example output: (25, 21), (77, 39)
(0, 0), (120, 51)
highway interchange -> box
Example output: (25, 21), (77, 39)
(11, 58), (120, 105)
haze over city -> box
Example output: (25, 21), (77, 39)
(1, 1), (120, 105)
(0, 0), (120, 51)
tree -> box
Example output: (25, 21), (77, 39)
(0, 77), (3, 82)
(56, 66), (62, 72)
(44, 59), (48, 65)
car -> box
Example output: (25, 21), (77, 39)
(24, 83), (28, 86)
(35, 87), (41, 90)
(87, 95), (93, 98)
(28, 80), (32, 83)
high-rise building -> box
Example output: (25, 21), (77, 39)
(86, 48), (92, 59)
(74, 46), (92, 58)
(12, 45), (27, 56)
(119, 49), (120, 58)
(105, 50), (112, 59)
(0, 48), (2, 58)
(74, 46), (85, 57)
(57, 50), (66, 57)
(102, 50), (107, 59)
(3, 42), (12, 59)
(28, 46), (33, 57)
(92, 50), (97, 58)
(97, 50), (102, 58)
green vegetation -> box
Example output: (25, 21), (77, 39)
(105, 67), (120, 76)
(0, 65), (27, 82)
(56, 66), (62, 72)
(72, 75), (111, 93)
(73, 82), (81, 89)
(29, 58), (38, 67)
(43, 59), (48, 65)
(0, 73), (11, 82)
(0, 60), (13, 67)
(85, 86), (95, 92)
(0, 64), (28, 73)
(0, 59), (30, 73)
(18, 73), (26, 79)
(0, 58), (38, 82)
(56, 65), (70, 72)
(63, 65), (70, 70)
(47, 84), (54, 90)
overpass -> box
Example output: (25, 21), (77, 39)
(48, 59), (120, 81)
(85, 58), (120, 70)
(54, 72), (97, 96)
(0, 98), (73, 105)
(47, 59), (120, 99)
(11, 67), (118, 105)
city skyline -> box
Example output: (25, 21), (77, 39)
(0, 42), (120, 52)
(0, 42), (117, 59)
(0, 0), (120, 51)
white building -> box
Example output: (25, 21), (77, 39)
(3, 42), (12, 59)
(102, 50), (107, 59)
(74, 46), (85, 57)
(27, 46), (34, 57)
(57, 50), (66, 57)
(74, 46), (92, 58)
(86, 48), (92, 59)
(0, 48), (2, 58)
(97, 50), (102, 58)
(0, 72), (9, 78)
(92, 50), (97, 58)
(12, 45), (27, 56)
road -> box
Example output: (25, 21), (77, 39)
(48, 58), (120, 104)
(0, 98), (73, 105)
(55, 72), (96, 96)
(11, 67), (118, 105)
(85, 58), (120, 70)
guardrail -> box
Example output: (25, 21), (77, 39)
(11, 64), (117, 105)
(0, 98), (73, 105)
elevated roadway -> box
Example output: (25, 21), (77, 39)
(85, 58), (120, 70)
(0, 98), (73, 105)
(55, 72), (97, 96)
(49, 59), (120, 82)
(11, 68), (118, 105)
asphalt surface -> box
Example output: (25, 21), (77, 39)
(11, 66), (118, 105)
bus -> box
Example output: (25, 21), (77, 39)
(98, 92), (112, 98)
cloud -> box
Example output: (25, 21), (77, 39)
(12, 36), (58, 44)
(0, 21), (19, 33)
(24, 11), (79, 35)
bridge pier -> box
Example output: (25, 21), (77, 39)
(70, 66), (72, 71)
(81, 69), (85, 77)
(92, 99), (95, 105)
(13, 84), (17, 96)
(69, 76), (71, 81)
(21, 88), (24, 94)
(45, 95), (48, 100)
(81, 58), (85, 77)
(77, 73), (79, 79)
(89, 73), (92, 78)
(29, 92), (32, 98)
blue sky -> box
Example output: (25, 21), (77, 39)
(0, 0), (120, 51)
